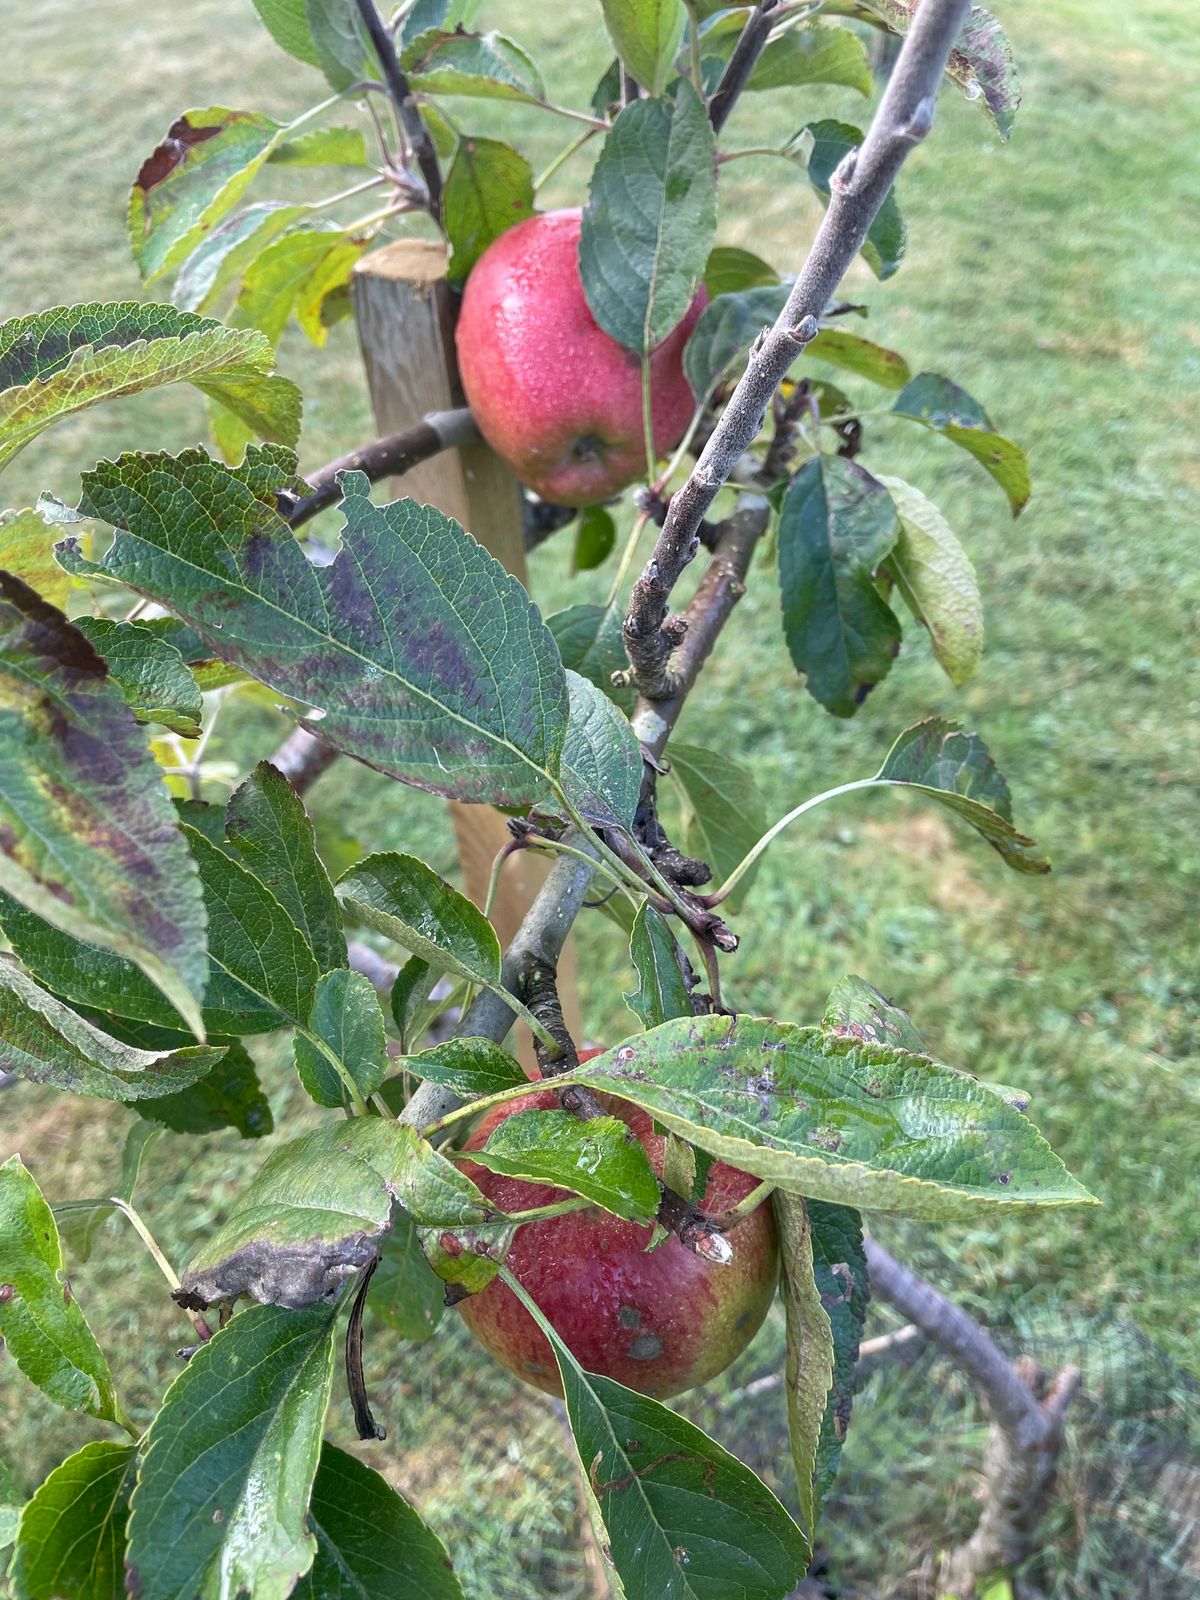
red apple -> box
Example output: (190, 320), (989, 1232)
(455, 209), (705, 506)
(457, 1055), (778, 1398)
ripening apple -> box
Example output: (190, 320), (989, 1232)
(457, 1053), (779, 1398)
(455, 209), (705, 506)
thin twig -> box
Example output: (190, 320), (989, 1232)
(269, 727), (340, 793)
(708, 0), (782, 135)
(354, 0), (444, 220)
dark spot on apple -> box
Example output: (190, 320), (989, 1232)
(628, 1332), (663, 1361)
(569, 434), (606, 464)
(618, 1305), (641, 1329)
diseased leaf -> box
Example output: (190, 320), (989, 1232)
(8, 1441), (136, 1600)
(822, 973), (926, 1053)
(872, 717), (1049, 873)
(443, 136), (536, 285)
(295, 1444), (464, 1599)
(747, 24), (871, 95)
(177, 1119), (490, 1310)
(337, 852), (501, 989)
(573, 505), (617, 572)
(251, 0), (321, 67)
(293, 968), (388, 1107)
(172, 202), (310, 313)
(367, 1212), (445, 1341)
(400, 1036), (527, 1099)
(566, 1015), (1094, 1217)
(667, 741), (767, 910)
(773, 1193), (833, 1539)
(291, 234), (368, 345)
(231, 225), (348, 342)
(0, 507), (72, 608)
(778, 455), (901, 717)
(625, 903), (693, 1029)
(703, 244), (779, 297)
(891, 372), (1030, 514)
(877, 474), (982, 685)
(306, 0), (376, 89)
(802, 120), (905, 279)
(808, 1201), (868, 1512)
(126, 1303), (337, 1600)
(0, 1156), (118, 1421)
(808, 326), (910, 390)
(269, 125), (369, 166)
(0, 960), (223, 1100)
(404, 29), (546, 101)
(72, 618), (203, 738)
(469, 1109), (661, 1221)
(553, 670), (643, 829)
(0, 301), (299, 471)
(56, 1121), (162, 1264)
(599, 0), (686, 94)
(129, 108), (286, 281)
(513, 1272), (810, 1599)
(417, 1216), (516, 1295)
(225, 761), (347, 973)
(581, 82), (716, 354)
(548, 602), (633, 710)
(61, 456), (570, 804)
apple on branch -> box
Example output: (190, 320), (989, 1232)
(455, 208), (705, 507)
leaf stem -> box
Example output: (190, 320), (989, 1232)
(534, 100), (611, 131)
(707, 777), (879, 905)
(641, 355), (657, 486)
(720, 1178), (776, 1227)
(501, 1196), (594, 1224)
(309, 173), (389, 211)
(606, 512), (650, 609)
(107, 1199), (214, 1346)
(534, 126), (602, 190)
(297, 1026), (371, 1115)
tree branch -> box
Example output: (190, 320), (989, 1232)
(354, 0), (444, 221)
(707, 0), (782, 134)
(270, 727), (340, 793)
(624, 0), (972, 697)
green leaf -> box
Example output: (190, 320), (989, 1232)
(337, 851), (501, 989)
(127, 1303), (337, 1600)
(891, 372), (1030, 514)
(871, 717), (1049, 873)
(573, 505), (617, 572)
(703, 244), (779, 297)
(778, 454), (901, 717)
(877, 473), (982, 685)
(269, 125), (369, 166)
(683, 282), (789, 399)
(404, 29), (546, 101)
(667, 741), (767, 910)
(554, 670), (643, 829)
(0, 301), (299, 471)
(231, 226), (347, 342)
(443, 136), (536, 285)
(291, 235), (368, 345)
(417, 1216), (516, 1294)
(389, 954), (434, 1048)
(512, 1273), (810, 1599)
(173, 202), (310, 313)
(599, 0), (686, 95)
(178, 1119), (489, 1309)
(822, 973), (926, 1053)
(802, 120), (905, 279)
(72, 618), (203, 738)
(251, 0), (321, 66)
(306, 0), (376, 89)
(295, 1443), (464, 1599)
(9, 1441), (136, 1600)
(625, 902), (693, 1029)
(0, 1453), (20, 1553)
(470, 1109), (661, 1221)
(0, 961), (223, 1100)
(0, 1156), (118, 1421)
(0, 507), (73, 607)
(225, 761), (347, 973)
(62, 456), (570, 805)
(581, 82), (716, 353)
(547, 602), (633, 710)
(293, 968), (388, 1107)
(773, 1193), (833, 1539)
(138, 1038), (273, 1138)
(747, 24), (871, 95)
(129, 108), (286, 281)
(367, 1212), (445, 1340)
(400, 1035), (527, 1099)
(567, 1015), (1094, 1217)
(808, 326), (911, 389)
(807, 1200), (868, 1514)
(56, 1121), (162, 1264)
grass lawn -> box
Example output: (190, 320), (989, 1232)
(1, 0), (1197, 1593)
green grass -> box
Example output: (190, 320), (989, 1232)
(1, 0), (1198, 1592)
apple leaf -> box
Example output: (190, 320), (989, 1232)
(548, 602), (633, 710)
(802, 120), (905, 279)
(0, 961), (224, 1100)
(172, 201), (311, 313)
(581, 81), (717, 354)
(553, 670), (643, 829)
(225, 761), (347, 974)
(683, 283), (790, 399)
(8, 1440), (136, 1600)
(294, 1444), (464, 1599)
(269, 125), (369, 166)
(230, 225), (349, 342)
(0, 506), (73, 608)
(55, 1122), (162, 1265)
(293, 969), (389, 1108)
(599, 0), (686, 95)
(890, 373), (1031, 514)
(876, 474), (982, 686)
(72, 618), (203, 738)
(138, 1038), (274, 1138)
(808, 326), (911, 390)
(566, 1015), (1095, 1217)
(506, 1269), (811, 1599)
(703, 244), (779, 296)
(399, 1036), (528, 1099)
(625, 902), (693, 1030)
(778, 455), (901, 718)
(177, 1118), (491, 1310)
(404, 29), (546, 101)
(417, 1215), (517, 1294)
(61, 456), (570, 805)
(251, 0), (321, 67)
(0, 1456), (18, 1554)
(822, 973), (927, 1054)
(0, 1157), (119, 1421)
(443, 136), (536, 285)
(573, 505), (617, 571)
(337, 851), (501, 988)
(306, 0), (376, 89)
(808, 1200), (868, 1515)
(747, 24), (872, 95)
(367, 1212), (445, 1340)
(389, 954), (435, 1048)
(666, 741), (767, 910)
(126, 1303), (337, 1600)
(773, 1193), (833, 1539)
(469, 1109), (662, 1221)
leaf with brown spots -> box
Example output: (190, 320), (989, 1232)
(61, 453), (570, 805)
(0, 575), (208, 1034)
(891, 372), (1030, 515)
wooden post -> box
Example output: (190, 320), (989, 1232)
(351, 241), (582, 1067)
